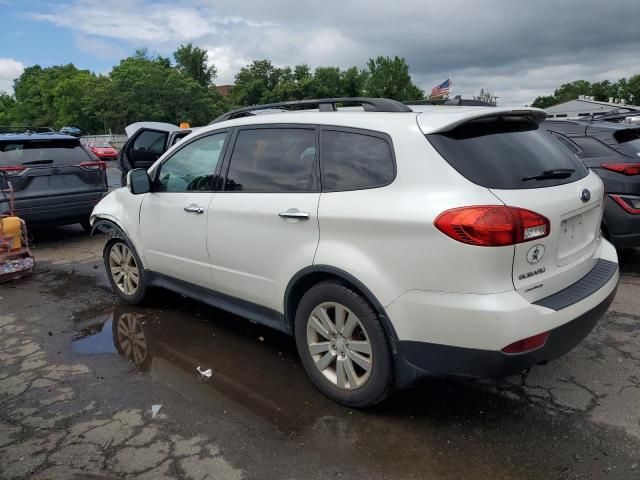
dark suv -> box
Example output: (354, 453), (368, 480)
(543, 119), (640, 248)
(0, 133), (108, 230)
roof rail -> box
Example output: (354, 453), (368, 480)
(209, 97), (412, 124)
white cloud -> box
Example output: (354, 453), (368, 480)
(29, 0), (640, 105)
(0, 58), (24, 94)
(205, 46), (250, 85)
(74, 34), (126, 60)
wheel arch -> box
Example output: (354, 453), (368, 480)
(284, 265), (399, 342)
(93, 217), (147, 272)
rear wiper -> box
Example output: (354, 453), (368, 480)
(522, 168), (575, 182)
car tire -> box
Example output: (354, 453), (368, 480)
(103, 239), (148, 304)
(294, 280), (395, 407)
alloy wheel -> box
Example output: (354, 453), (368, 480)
(108, 243), (140, 296)
(306, 302), (373, 390)
(116, 313), (147, 365)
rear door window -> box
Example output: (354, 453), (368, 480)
(0, 139), (91, 167)
(320, 129), (395, 191)
(426, 117), (588, 189)
(224, 127), (318, 192)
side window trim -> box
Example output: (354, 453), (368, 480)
(151, 129), (230, 193)
(549, 131), (582, 156)
(319, 125), (397, 193)
(219, 123), (320, 193)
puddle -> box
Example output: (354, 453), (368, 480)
(69, 299), (639, 479)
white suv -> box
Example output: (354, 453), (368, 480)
(91, 98), (619, 407)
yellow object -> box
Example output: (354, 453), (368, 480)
(1, 217), (22, 250)
(180, 122), (191, 129)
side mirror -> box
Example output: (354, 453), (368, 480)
(127, 169), (151, 195)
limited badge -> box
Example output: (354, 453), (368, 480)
(526, 244), (545, 264)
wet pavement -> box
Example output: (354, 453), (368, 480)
(1, 226), (639, 479)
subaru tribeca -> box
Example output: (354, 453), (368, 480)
(91, 98), (619, 407)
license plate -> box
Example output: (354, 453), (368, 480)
(557, 206), (599, 262)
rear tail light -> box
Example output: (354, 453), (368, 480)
(77, 161), (107, 171)
(434, 206), (550, 246)
(0, 165), (26, 175)
(502, 332), (549, 354)
(610, 194), (640, 214)
(600, 163), (640, 176)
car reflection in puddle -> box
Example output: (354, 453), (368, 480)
(71, 303), (343, 432)
(69, 301), (629, 479)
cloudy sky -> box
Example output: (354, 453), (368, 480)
(1, 0), (639, 106)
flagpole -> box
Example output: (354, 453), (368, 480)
(449, 73), (452, 99)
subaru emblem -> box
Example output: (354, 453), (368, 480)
(580, 189), (591, 203)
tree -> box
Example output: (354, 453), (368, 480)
(231, 60), (282, 106)
(12, 64), (76, 127)
(0, 93), (16, 125)
(341, 66), (368, 97)
(620, 75), (640, 105)
(364, 56), (423, 100)
(531, 95), (557, 109)
(553, 80), (592, 103)
(173, 43), (216, 87)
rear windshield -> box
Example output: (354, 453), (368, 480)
(613, 128), (640, 158)
(427, 116), (589, 189)
(0, 139), (91, 167)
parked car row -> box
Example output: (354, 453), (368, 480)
(92, 97), (619, 406)
(541, 118), (640, 247)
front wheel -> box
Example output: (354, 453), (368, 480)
(294, 281), (394, 407)
(103, 240), (148, 304)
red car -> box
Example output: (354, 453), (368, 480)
(89, 143), (118, 160)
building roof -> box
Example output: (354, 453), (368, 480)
(545, 97), (640, 117)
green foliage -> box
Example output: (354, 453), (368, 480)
(531, 76), (640, 108)
(174, 43), (216, 87)
(0, 48), (424, 133)
(364, 56), (423, 100)
(229, 56), (419, 106)
(531, 95), (557, 109)
(0, 93), (16, 125)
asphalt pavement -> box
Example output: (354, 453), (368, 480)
(1, 226), (639, 479)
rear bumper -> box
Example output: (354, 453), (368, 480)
(387, 240), (619, 383)
(9, 192), (105, 225)
(397, 286), (616, 378)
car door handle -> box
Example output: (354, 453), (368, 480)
(184, 205), (205, 214)
(279, 209), (310, 220)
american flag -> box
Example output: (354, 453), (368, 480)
(431, 79), (451, 98)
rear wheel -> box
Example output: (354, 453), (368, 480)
(294, 281), (394, 407)
(104, 240), (148, 304)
